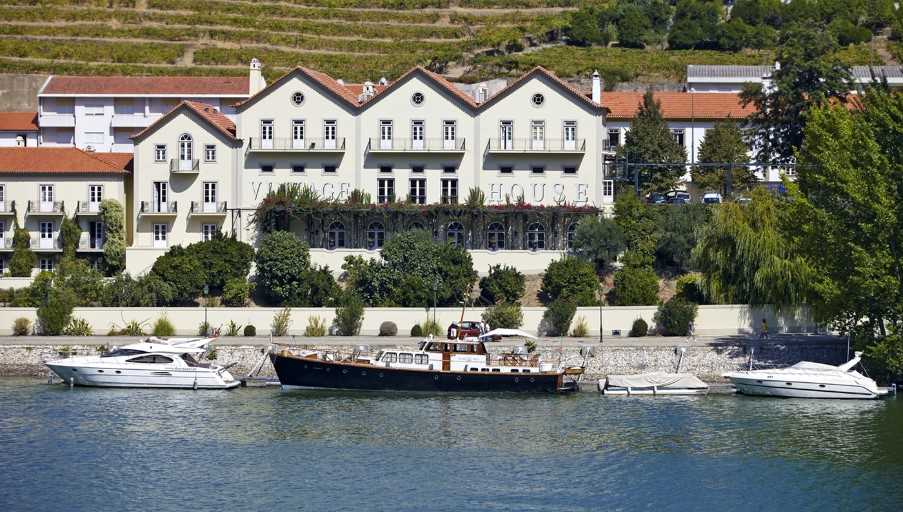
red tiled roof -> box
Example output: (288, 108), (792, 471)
(41, 76), (250, 96)
(0, 112), (39, 131)
(131, 100), (236, 142)
(0, 147), (131, 174)
(603, 92), (755, 119)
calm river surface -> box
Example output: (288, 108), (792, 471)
(1, 377), (901, 512)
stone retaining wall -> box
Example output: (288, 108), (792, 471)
(1, 339), (847, 381)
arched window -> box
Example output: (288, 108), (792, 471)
(566, 222), (578, 250)
(367, 222), (385, 250)
(327, 221), (345, 249)
(447, 222), (464, 247)
(178, 133), (193, 162)
(527, 223), (545, 250)
(487, 222), (505, 251)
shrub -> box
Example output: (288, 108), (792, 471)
(122, 320), (145, 336)
(655, 298), (698, 336)
(271, 307), (292, 336)
(63, 317), (93, 336)
(55, 258), (105, 306)
(570, 316), (589, 337)
(410, 324), (423, 337)
(481, 302), (523, 329)
(304, 316), (327, 337)
(675, 274), (708, 304)
(9, 225), (36, 277)
(100, 199), (126, 274)
(540, 258), (599, 306)
(243, 324), (257, 337)
(37, 288), (76, 335)
(479, 265), (525, 305)
(569, 216), (626, 272)
(334, 295), (364, 336)
(255, 231), (311, 305)
(541, 299), (576, 337)
(420, 319), (443, 337)
(198, 321), (211, 336)
(151, 246), (206, 305)
(379, 321), (398, 336)
(222, 278), (252, 307)
(629, 318), (649, 337)
(186, 235), (254, 293)
(12, 317), (32, 336)
(225, 320), (242, 337)
(609, 266), (659, 306)
(152, 316), (175, 337)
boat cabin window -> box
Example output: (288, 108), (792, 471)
(398, 353), (413, 364)
(455, 344), (469, 353)
(127, 355), (174, 364)
(414, 354), (429, 364)
(382, 352), (397, 363)
(101, 348), (146, 358)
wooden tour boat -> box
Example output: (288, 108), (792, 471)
(270, 337), (583, 393)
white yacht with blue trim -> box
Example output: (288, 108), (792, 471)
(723, 352), (892, 399)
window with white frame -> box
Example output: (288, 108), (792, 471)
(327, 222), (345, 249)
(324, 120), (337, 149)
(379, 120), (393, 149)
(530, 121), (545, 150)
(202, 223), (218, 241)
(441, 178), (458, 205)
(487, 222), (505, 250)
(563, 120), (577, 150)
(179, 133), (193, 164)
(671, 129), (685, 147)
(89, 220), (104, 249)
(203, 182), (217, 209)
(260, 120), (274, 147)
(204, 144), (216, 162)
(153, 181), (168, 212)
(566, 223), (578, 249)
(153, 223), (168, 248)
(446, 222), (464, 247)
(292, 120), (305, 147)
(377, 178), (394, 204)
(40, 258), (54, 272)
(154, 144), (167, 162)
(411, 120), (424, 149)
(500, 120), (513, 150)
(367, 222), (385, 250)
(607, 129), (620, 148)
(409, 178), (426, 205)
(527, 223), (545, 250)
(89, 185), (103, 210)
(443, 120), (456, 149)
(603, 180), (614, 198)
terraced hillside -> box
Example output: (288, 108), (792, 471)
(0, 0), (885, 85)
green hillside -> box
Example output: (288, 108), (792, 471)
(0, 0), (895, 84)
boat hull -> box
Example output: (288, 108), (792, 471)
(46, 363), (240, 389)
(270, 353), (574, 393)
(727, 376), (879, 399)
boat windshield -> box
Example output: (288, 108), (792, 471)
(101, 348), (146, 358)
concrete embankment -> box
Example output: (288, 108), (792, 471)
(0, 334), (848, 382)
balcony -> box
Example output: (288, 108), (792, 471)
(602, 139), (618, 153)
(38, 113), (75, 127)
(111, 113), (157, 128)
(188, 201), (227, 217)
(138, 201), (178, 217)
(366, 138), (466, 154)
(0, 238), (13, 251)
(30, 236), (63, 253)
(247, 137), (346, 153)
(77, 234), (105, 253)
(485, 138), (586, 154)
(26, 200), (65, 216)
(0, 200), (15, 216)
(170, 158), (200, 173)
(75, 201), (102, 216)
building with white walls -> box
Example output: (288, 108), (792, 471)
(35, 60), (266, 152)
(0, 147), (130, 274)
(0, 112), (39, 147)
(687, 64), (903, 93)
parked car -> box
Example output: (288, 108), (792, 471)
(666, 191), (691, 204)
(447, 321), (487, 340)
(646, 192), (667, 205)
(702, 192), (723, 204)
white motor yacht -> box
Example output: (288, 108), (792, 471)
(722, 352), (891, 399)
(45, 337), (240, 389)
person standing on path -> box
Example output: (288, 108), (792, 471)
(760, 318), (769, 340)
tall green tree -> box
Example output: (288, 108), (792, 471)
(655, 204), (710, 274)
(740, 25), (852, 164)
(792, 89), (903, 376)
(255, 231), (312, 305)
(614, 190), (659, 267)
(618, 90), (687, 192)
(8, 222), (35, 277)
(668, 0), (722, 50)
(59, 216), (82, 260)
(100, 199), (125, 274)
(693, 120), (757, 197)
(692, 188), (814, 305)
(568, 216), (626, 272)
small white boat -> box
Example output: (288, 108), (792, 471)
(45, 337), (240, 389)
(598, 372), (709, 395)
(722, 352), (891, 399)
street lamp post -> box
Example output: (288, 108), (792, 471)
(432, 281), (438, 327)
(203, 284), (209, 336)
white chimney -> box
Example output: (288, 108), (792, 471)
(591, 70), (602, 105)
(378, 76), (388, 86)
(363, 80), (375, 96)
(249, 58), (266, 94)
(336, 79), (345, 86)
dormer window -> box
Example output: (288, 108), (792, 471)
(291, 91), (305, 106)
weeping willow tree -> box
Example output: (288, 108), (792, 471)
(691, 187), (814, 306)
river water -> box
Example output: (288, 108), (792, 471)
(1, 378), (901, 511)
